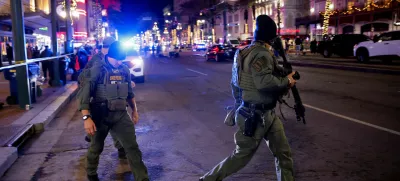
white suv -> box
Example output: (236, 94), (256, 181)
(122, 49), (145, 83)
(354, 31), (400, 63)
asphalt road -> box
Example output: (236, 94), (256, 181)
(2, 52), (400, 181)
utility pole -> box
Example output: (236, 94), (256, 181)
(51, 0), (61, 86)
(223, 3), (228, 44)
(277, 0), (281, 36)
(10, 0), (31, 109)
(65, 0), (73, 54)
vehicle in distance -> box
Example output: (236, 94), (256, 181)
(354, 31), (400, 63)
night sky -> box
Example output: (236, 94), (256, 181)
(118, 0), (173, 39)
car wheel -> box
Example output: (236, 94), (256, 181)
(356, 49), (369, 63)
(323, 49), (332, 58)
(135, 76), (145, 83)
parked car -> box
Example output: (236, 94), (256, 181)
(122, 49), (145, 83)
(237, 39), (252, 49)
(318, 34), (370, 58)
(193, 43), (207, 51)
(206, 45), (228, 62)
(228, 39), (240, 47)
(354, 31), (400, 63)
(224, 45), (237, 60)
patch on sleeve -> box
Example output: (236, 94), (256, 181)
(252, 56), (267, 72)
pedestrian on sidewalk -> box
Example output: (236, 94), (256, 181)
(78, 41), (149, 181)
(40, 45), (53, 81)
(200, 15), (296, 181)
(295, 36), (302, 55)
(6, 43), (13, 65)
(78, 36), (127, 159)
(310, 39), (317, 54)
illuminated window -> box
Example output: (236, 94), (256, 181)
(36, 0), (50, 14)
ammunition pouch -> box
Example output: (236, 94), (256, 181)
(107, 99), (127, 111)
(224, 106), (236, 126)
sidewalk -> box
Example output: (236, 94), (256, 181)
(0, 72), (78, 177)
(281, 53), (400, 75)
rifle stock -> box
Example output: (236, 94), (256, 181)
(272, 37), (306, 124)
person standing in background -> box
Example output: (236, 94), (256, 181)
(6, 43), (13, 65)
(40, 45), (53, 81)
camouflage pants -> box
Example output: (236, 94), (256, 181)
(202, 108), (294, 181)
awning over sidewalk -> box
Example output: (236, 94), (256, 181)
(0, 11), (51, 30)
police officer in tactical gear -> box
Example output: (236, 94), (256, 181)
(200, 15), (296, 181)
(79, 36), (127, 159)
(78, 41), (149, 181)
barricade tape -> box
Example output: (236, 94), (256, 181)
(0, 53), (73, 71)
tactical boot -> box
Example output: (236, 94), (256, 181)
(87, 174), (99, 181)
(85, 135), (91, 142)
(118, 148), (127, 159)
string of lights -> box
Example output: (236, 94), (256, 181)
(322, 0), (332, 35)
(319, 0), (400, 16)
(320, 0), (399, 35)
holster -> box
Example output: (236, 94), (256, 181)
(238, 107), (261, 137)
(90, 102), (109, 125)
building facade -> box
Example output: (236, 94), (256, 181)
(253, 0), (309, 38)
(212, 7), (254, 43)
(297, 0), (400, 40)
(0, 0), (52, 56)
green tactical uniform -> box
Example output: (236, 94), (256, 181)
(201, 41), (294, 181)
(78, 51), (123, 151)
(78, 56), (149, 180)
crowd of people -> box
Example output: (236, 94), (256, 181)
(283, 37), (319, 55)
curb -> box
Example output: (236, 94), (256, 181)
(278, 61), (400, 75)
(28, 82), (78, 133)
(0, 147), (17, 177)
(0, 82), (78, 178)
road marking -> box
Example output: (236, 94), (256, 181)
(304, 104), (400, 136)
(187, 68), (208, 76)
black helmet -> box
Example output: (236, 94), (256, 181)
(107, 41), (126, 61)
(254, 15), (277, 42)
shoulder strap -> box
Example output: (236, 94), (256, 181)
(101, 66), (109, 84)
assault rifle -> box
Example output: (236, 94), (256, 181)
(271, 37), (306, 124)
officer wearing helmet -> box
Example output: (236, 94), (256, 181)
(200, 15), (296, 181)
(78, 41), (149, 181)
(78, 36), (127, 159)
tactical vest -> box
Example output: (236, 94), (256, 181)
(233, 44), (261, 91)
(233, 43), (279, 105)
(94, 65), (129, 111)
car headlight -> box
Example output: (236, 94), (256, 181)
(131, 57), (143, 66)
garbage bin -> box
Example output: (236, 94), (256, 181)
(28, 63), (40, 103)
(4, 68), (18, 105)
(59, 56), (69, 85)
(3, 64), (41, 105)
